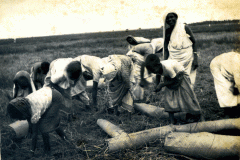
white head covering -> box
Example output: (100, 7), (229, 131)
(162, 10), (192, 51)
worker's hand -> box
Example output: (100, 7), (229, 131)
(233, 87), (240, 95)
(140, 79), (149, 88)
(154, 84), (163, 93)
(192, 58), (199, 70)
(26, 123), (33, 139)
(83, 71), (93, 80)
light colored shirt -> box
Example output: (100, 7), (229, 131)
(44, 58), (74, 89)
(73, 55), (105, 82)
(211, 52), (240, 91)
(161, 60), (185, 78)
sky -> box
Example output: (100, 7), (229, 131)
(0, 0), (239, 39)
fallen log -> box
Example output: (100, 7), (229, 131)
(97, 119), (125, 137)
(2, 120), (29, 147)
(9, 120), (29, 138)
(175, 118), (240, 133)
(164, 132), (240, 159)
(107, 125), (174, 152)
(97, 119), (174, 152)
(98, 118), (240, 153)
(134, 103), (186, 121)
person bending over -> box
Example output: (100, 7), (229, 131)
(7, 86), (75, 155)
(210, 52), (240, 118)
(30, 61), (50, 90)
(13, 71), (35, 98)
(140, 54), (204, 124)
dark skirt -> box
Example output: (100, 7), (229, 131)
(38, 88), (64, 133)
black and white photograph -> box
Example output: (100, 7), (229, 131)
(0, 0), (240, 159)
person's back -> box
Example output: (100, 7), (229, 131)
(211, 52), (240, 77)
(73, 55), (104, 82)
(7, 86), (76, 155)
(13, 71), (33, 98)
(210, 52), (240, 112)
(31, 62), (50, 90)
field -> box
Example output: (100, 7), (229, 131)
(1, 23), (240, 159)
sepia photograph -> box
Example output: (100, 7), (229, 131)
(0, 0), (240, 159)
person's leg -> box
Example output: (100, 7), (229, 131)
(55, 128), (67, 141)
(55, 128), (76, 149)
(168, 112), (175, 125)
(114, 106), (120, 116)
(42, 133), (51, 155)
(74, 92), (91, 111)
(127, 111), (132, 121)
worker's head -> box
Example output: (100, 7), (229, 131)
(145, 54), (163, 74)
(166, 12), (178, 27)
(66, 61), (82, 86)
(41, 62), (50, 74)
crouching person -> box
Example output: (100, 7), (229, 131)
(13, 70), (36, 98)
(101, 55), (134, 120)
(7, 86), (75, 155)
(30, 61), (50, 90)
(210, 52), (240, 118)
(141, 54), (204, 124)
(44, 58), (83, 121)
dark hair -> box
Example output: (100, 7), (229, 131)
(145, 54), (162, 73)
(126, 35), (138, 45)
(41, 62), (50, 74)
(66, 61), (82, 80)
(167, 12), (178, 19)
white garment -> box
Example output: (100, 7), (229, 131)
(25, 87), (52, 124)
(45, 58), (75, 90)
(126, 43), (160, 100)
(210, 52), (240, 108)
(73, 55), (105, 82)
(163, 11), (196, 86)
(151, 38), (164, 53)
(161, 60), (185, 78)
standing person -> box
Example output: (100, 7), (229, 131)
(7, 86), (76, 155)
(13, 71), (36, 98)
(72, 55), (106, 110)
(30, 61), (50, 90)
(126, 35), (163, 101)
(162, 11), (198, 88)
(101, 55), (134, 120)
(44, 58), (83, 119)
(141, 54), (204, 124)
(210, 52), (240, 118)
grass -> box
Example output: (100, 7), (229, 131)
(0, 29), (239, 159)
